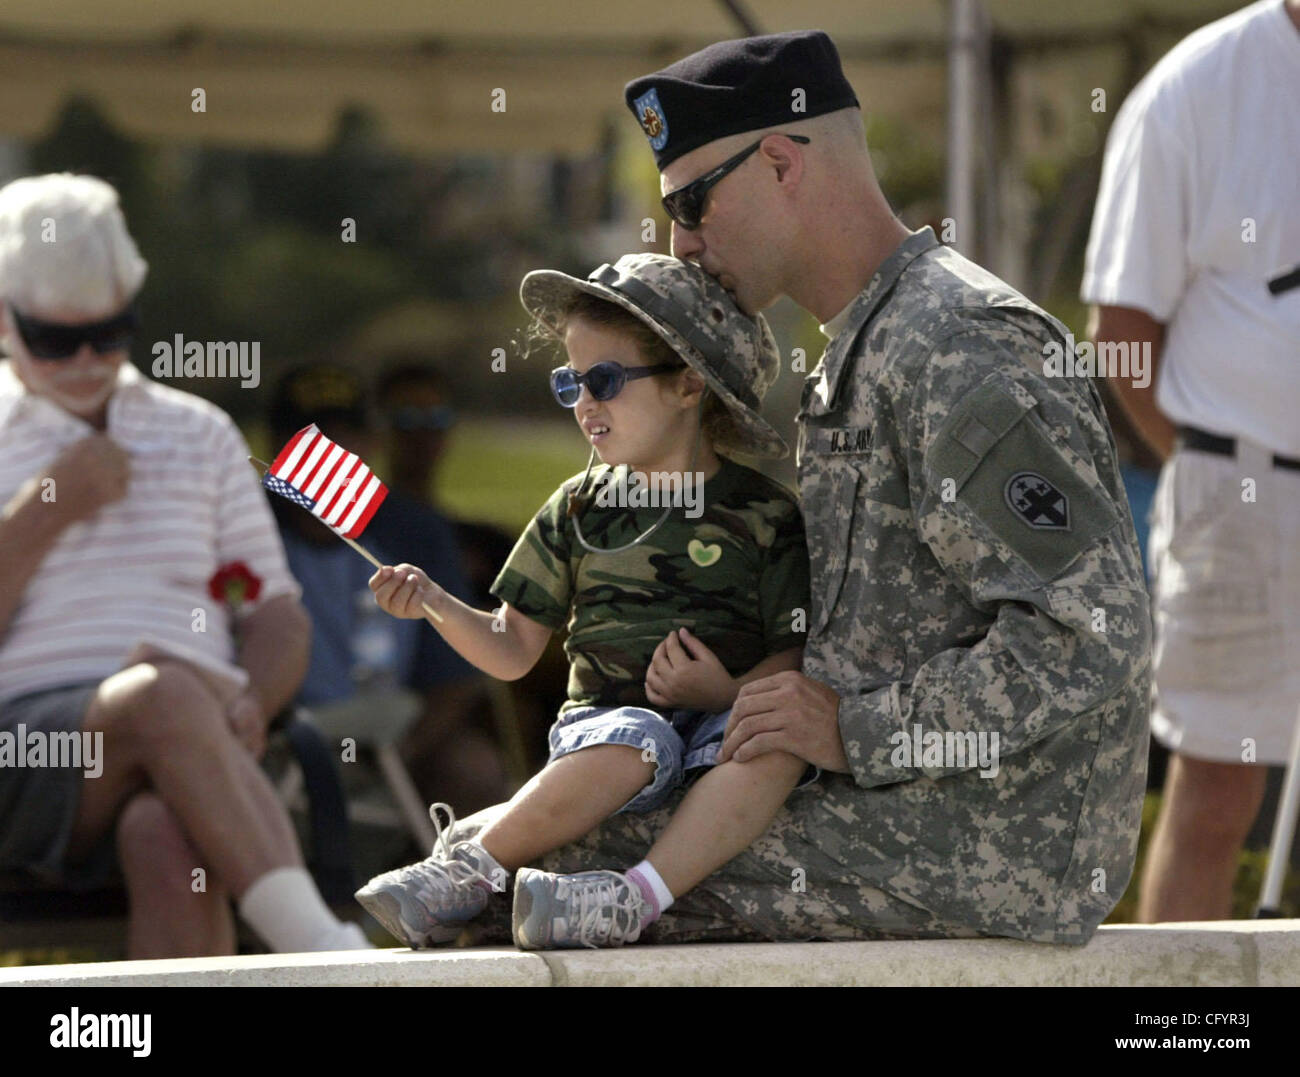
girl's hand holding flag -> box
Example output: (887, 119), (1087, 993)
(253, 422), (443, 622)
(369, 563), (448, 622)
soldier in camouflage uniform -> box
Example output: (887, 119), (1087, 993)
(450, 30), (1152, 948)
(358, 252), (822, 949)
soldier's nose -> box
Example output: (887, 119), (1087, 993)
(670, 220), (703, 260)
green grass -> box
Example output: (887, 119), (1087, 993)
(432, 417), (586, 534)
(245, 415), (588, 537)
(1, 947), (108, 967)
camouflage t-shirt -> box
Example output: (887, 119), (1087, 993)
(491, 455), (810, 714)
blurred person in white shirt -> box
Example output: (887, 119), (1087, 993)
(1082, 0), (1300, 921)
(0, 173), (369, 956)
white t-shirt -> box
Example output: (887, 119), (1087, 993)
(0, 360), (300, 703)
(1081, 0), (1300, 457)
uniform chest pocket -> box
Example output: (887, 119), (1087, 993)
(799, 457), (863, 637)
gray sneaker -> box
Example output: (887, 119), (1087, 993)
(512, 867), (650, 950)
(355, 803), (504, 948)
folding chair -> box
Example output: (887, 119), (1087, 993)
(292, 689), (437, 852)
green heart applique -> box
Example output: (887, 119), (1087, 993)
(688, 539), (722, 567)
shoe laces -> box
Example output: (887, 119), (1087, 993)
(428, 801), (457, 861)
(386, 803), (485, 911)
(572, 872), (649, 949)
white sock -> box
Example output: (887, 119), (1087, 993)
(238, 866), (374, 953)
(316, 921), (373, 951)
(629, 859), (674, 915)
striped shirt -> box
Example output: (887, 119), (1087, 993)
(0, 360), (300, 704)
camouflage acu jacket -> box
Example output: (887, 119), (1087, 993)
(792, 226), (1152, 945)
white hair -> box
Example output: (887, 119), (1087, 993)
(0, 173), (148, 316)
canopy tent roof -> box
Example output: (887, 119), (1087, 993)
(0, 0), (1242, 155)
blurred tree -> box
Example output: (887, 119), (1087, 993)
(24, 99), (587, 418)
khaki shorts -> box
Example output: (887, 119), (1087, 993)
(1149, 440), (1300, 763)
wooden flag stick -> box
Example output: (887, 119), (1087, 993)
(250, 456), (444, 623)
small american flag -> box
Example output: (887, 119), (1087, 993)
(262, 424), (388, 539)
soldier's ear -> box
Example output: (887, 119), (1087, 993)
(761, 133), (807, 189)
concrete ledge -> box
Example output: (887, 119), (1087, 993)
(0, 947), (551, 987)
(2, 921), (1296, 987)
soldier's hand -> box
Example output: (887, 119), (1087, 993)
(645, 627), (736, 711)
(719, 670), (849, 772)
(45, 434), (130, 525)
(369, 563), (444, 619)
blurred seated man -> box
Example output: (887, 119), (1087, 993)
(377, 361), (568, 775)
(0, 173), (369, 958)
(376, 362), (515, 604)
(268, 364), (506, 812)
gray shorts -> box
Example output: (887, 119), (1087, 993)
(0, 681), (117, 889)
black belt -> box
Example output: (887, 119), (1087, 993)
(1177, 425), (1300, 471)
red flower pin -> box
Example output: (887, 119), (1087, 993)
(208, 561), (263, 608)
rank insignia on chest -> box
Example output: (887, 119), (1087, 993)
(1004, 471), (1070, 530)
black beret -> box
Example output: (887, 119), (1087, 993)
(625, 30), (859, 171)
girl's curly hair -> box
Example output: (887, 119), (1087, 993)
(530, 290), (748, 455)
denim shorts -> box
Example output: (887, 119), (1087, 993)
(548, 705), (819, 814)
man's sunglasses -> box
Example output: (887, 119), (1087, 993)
(10, 303), (137, 360)
(550, 360), (678, 408)
(661, 135), (810, 230)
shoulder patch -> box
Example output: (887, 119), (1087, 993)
(1004, 471), (1070, 530)
(924, 373), (1119, 581)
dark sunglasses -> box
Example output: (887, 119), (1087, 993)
(661, 135), (810, 230)
(10, 302), (137, 361)
(550, 360), (679, 408)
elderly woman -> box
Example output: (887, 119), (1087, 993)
(0, 173), (368, 956)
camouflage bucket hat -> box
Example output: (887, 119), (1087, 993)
(520, 252), (788, 458)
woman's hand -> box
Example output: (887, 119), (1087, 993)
(645, 627), (737, 712)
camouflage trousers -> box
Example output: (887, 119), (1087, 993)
(449, 784), (985, 945)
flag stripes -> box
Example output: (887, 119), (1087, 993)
(263, 424), (387, 539)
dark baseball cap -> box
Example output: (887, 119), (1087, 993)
(269, 363), (367, 437)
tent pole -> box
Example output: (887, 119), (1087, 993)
(946, 0), (986, 260)
(716, 0), (762, 36)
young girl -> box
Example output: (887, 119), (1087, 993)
(356, 253), (813, 949)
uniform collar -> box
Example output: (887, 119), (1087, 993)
(818, 299), (856, 340)
(0, 358), (148, 432)
(805, 226), (941, 414)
